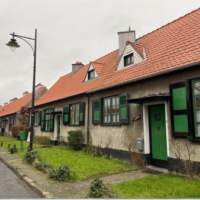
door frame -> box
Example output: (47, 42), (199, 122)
(53, 114), (61, 142)
(143, 101), (170, 164)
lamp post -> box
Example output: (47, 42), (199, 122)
(6, 29), (37, 151)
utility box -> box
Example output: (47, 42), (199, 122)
(19, 131), (26, 141)
(135, 138), (144, 152)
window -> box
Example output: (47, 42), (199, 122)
(103, 96), (120, 124)
(34, 111), (41, 126)
(88, 69), (95, 80)
(92, 94), (129, 126)
(41, 109), (54, 132)
(170, 83), (189, 137)
(124, 53), (134, 67)
(192, 79), (200, 138)
(70, 103), (80, 126)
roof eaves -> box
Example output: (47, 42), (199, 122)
(87, 61), (200, 94)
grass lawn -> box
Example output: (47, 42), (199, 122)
(112, 175), (200, 198)
(0, 136), (39, 158)
(0, 136), (135, 181)
(37, 146), (135, 180)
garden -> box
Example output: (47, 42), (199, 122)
(0, 134), (135, 182)
(112, 174), (200, 198)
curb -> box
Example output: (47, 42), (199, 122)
(0, 153), (53, 198)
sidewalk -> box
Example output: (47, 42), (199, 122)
(0, 149), (149, 198)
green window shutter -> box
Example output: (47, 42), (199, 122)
(79, 102), (85, 125)
(50, 113), (54, 131)
(119, 94), (129, 124)
(63, 106), (69, 125)
(92, 100), (102, 124)
(38, 111), (42, 126)
(170, 83), (189, 137)
(41, 111), (45, 131)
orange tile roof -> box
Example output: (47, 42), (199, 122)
(0, 93), (32, 117)
(36, 8), (200, 106)
(0, 84), (46, 117)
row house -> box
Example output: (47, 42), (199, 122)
(34, 8), (200, 170)
(0, 83), (47, 135)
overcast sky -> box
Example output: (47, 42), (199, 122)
(0, 0), (199, 105)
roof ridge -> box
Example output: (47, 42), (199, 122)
(136, 7), (200, 41)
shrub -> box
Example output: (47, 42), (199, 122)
(34, 136), (51, 146)
(67, 130), (84, 150)
(34, 160), (51, 173)
(89, 178), (110, 198)
(48, 165), (71, 181)
(24, 150), (37, 164)
(9, 144), (18, 154)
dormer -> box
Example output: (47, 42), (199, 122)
(84, 63), (98, 81)
(117, 28), (145, 70)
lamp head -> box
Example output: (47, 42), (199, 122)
(6, 37), (20, 52)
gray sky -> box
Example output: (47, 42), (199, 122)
(0, 0), (199, 105)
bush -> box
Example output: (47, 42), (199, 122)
(89, 178), (111, 198)
(24, 150), (37, 164)
(34, 160), (51, 173)
(48, 165), (71, 181)
(67, 130), (84, 150)
(34, 136), (51, 146)
(9, 144), (18, 154)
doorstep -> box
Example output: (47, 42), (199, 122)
(145, 165), (169, 174)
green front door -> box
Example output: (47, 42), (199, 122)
(149, 104), (167, 162)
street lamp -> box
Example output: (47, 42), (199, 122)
(6, 29), (37, 151)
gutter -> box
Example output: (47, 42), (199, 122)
(35, 61), (200, 108)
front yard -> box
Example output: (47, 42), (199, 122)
(0, 136), (135, 181)
(112, 174), (200, 198)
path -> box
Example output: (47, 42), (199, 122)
(0, 161), (40, 198)
(0, 149), (149, 198)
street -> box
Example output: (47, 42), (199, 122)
(0, 161), (40, 198)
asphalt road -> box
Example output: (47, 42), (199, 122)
(0, 161), (40, 198)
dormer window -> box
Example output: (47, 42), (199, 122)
(88, 69), (95, 80)
(124, 53), (134, 67)
(84, 63), (98, 81)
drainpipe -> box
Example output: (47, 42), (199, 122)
(86, 94), (90, 145)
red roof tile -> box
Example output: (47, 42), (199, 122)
(36, 8), (200, 106)
(0, 84), (47, 117)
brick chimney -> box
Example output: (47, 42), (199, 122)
(22, 91), (29, 96)
(9, 97), (18, 103)
(118, 27), (136, 56)
(72, 61), (84, 73)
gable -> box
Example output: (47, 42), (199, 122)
(84, 63), (98, 81)
(117, 43), (144, 70)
